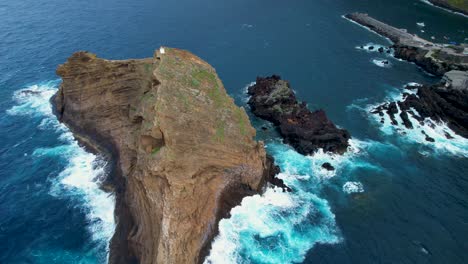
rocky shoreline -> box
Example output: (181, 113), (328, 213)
(247, 75), (350, 155)
(345, 12), (468, 76)
(371, 70), (468, 141)
(54, 48), (285, 264)
(345, 12), (468, 142)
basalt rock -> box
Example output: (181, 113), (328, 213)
(54, 48), (285, 264)
(321, 162), (335, 171)
(371, 70), (468, 139)
(247, 75), (350, 155)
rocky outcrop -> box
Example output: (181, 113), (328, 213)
(54, 48), (283, 264)
(426, 0), (468, 16)
(371, 70), (468, 139)
(345, 13), (468, 76)
(247, 75), (350, 155)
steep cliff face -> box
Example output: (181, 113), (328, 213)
(54, 48), (276, 264)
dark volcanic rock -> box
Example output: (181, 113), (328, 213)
(247, 75), (350, 155)
(372, 70), (468, 139)
(321, 162), (335, 171)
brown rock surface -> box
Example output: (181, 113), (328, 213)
(54, 48), (277, 264)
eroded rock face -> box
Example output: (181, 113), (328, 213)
(247, 75), (350, 155)
(54, 48), (279, 264)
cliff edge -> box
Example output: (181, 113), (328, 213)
(54, 48), (278, 264)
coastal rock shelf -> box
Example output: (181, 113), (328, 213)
(247, 75), (350, 155)
(54, 48), (281, 264)
(345, 12), (468, 76)
(372, 70), (468, 140)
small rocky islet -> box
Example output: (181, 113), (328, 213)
(247, 75), (351, 155)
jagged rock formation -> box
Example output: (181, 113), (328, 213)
(247, 75), (350, 155)
(371, 70), (468, 139)
(426, 0), (468, 16)
(345, 12), (468, 76)
(54, 48), (281, 264)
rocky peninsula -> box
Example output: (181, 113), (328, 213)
(345, 12), (468, 76)
(54, 48), (282, 264)
(247, 75), (350, 155)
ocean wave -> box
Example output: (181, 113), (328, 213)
(343, 181), (364, 194)
(240, 81), (256, 104)
(205, 139), (376, 264)
(372, 58), (391, 68)
(357, 85), (468, 157)
(7, 81), (115, 260)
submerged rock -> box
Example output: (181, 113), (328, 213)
(54, 48), (285, 264)
(247, 75), (350, 155)
(321, 162), (335, 171)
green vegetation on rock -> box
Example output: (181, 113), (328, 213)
(447, 0), (468, 12)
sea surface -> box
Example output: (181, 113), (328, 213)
(1, 0), (468, 263)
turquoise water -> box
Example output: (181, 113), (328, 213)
(1, 0), (467, 263)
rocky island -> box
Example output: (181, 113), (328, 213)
(247, 75), (350, 155)
(345, 12), (468, 76)
(54, 48), (282, 264)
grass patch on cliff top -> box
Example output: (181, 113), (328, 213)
(447, 0), (468, 11)
(214, 120), (225, 142)
(151, 146), (161, 155)
(234, 107), (248, 135)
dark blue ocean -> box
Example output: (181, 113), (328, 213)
(1, 0), (468, 263)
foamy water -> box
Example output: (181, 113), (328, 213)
(350, 84), (468, 157)
(7, 81), (116, 259)
(205, 139), (379, 263)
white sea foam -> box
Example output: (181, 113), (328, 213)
(205, 138), (378, 264)
(241, 81), (256, 103)
(372, 59), (391, 68)
(343, 181), (364, 194)
(342, 15), (393, 44)
(356, 43), (393, 55)
(7, 81), (116, 259)
(366, 86), (468, 157)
